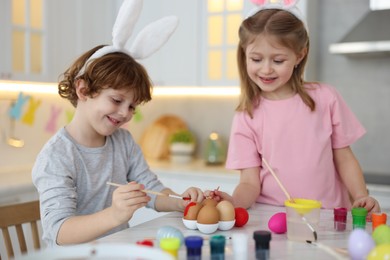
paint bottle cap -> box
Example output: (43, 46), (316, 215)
(372, 212), (388, 230)
(352, 207), (368, 217)
(210, 235), (226, 254)
(334, 207), (348, 216)
(253, 230), (272, 245)
(185, 235), (203, 248)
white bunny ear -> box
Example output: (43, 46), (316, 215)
(129, 16), (179, 60)
(112, 0), (143, 48)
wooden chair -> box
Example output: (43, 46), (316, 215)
(0, 200), (41, 259)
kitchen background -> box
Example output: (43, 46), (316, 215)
(1, 1), (390, 257)
(1, 0), (389, 184)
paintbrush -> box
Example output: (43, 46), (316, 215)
(106, 182), (191, 200)
(262, 157), (318, 241)
(306, 241), (348, 259)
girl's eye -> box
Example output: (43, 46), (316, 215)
(112, 98), (121, 104)
(274, 60), (284, 64)
(251, 58), (261, 63)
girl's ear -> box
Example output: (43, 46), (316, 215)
(296, 47), (308, 65)
(75, 79), (88, 101)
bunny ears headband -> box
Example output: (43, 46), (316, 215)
(77, 0), (179, 77)
(247, 0), (307, 30)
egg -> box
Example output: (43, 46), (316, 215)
(234, 207), (249, 227)
(348, 229), (376, 260)
(268, 212), (287, 234)
(372, 224), (390, 245)
(202, 198), (218, 207)
(367, 244), (390, 260)
(216, 201), (235, 221)
(184, 202), (203, 220)
(156, 226), (184, 247)
(197, 205), (220, 224)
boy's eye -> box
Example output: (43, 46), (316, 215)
(129, 105), (137, 114)
(112, 98), (121, 104)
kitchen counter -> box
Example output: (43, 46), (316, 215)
(0, 165), (38, 205)
(364, 172), (390, 185)
(98, 203), (362, 259)
(0, 161), (389, 211)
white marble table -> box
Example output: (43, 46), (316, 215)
(97, 203), (367, 259)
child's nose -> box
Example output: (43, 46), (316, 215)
(118, 105), (130, 117)
(261, 62), (273, 74)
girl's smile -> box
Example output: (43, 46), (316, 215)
(245, 35), (304, 100)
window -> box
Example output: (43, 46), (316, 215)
(11, 0), (43, 75)
(205, 0), (243, 84)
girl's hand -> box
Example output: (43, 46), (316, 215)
(352, 196), (381, 220)
(204, 189), (234, 204)
(111, 181), (150, 224)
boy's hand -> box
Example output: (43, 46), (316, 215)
(111, 181), (150, 224)
(180, 187), (205, 210)
(182, 187), (205, 203)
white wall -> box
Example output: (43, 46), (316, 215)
(0, 93), (237, 168)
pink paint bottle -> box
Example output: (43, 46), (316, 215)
(334, 207), (348, 231)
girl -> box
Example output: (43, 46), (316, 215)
(32, 46), (204, 246)
(207, 1), (380, 214)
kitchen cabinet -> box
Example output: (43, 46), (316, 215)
(0, 0), (117, 82)
(136, 0), (250, 86)
(1, 0), (308, 85)
(0, 0), (273, 85)
(45, 0), (117, 82)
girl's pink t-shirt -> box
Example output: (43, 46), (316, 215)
(226, 83), (366, 209)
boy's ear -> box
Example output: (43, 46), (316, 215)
(75, 79), (88, 101)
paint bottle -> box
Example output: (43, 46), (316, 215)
(253, 230), (271, 260)
(232, 233), (248, 260)
(372, 212), (387, 231)
(160, 237), (180, 259)
(352, 207), (368, 230)
(185, 236), (203, 260)
(210, 235), (225, 260)
(334, 207), (348, 231)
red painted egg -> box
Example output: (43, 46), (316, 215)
(234, 207), (249, 227)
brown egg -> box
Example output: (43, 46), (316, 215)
(197, 205), (220, 224)
(184, 202), (203, 220)
(216, 201), (236, 221)
(202, 198), (218, 207)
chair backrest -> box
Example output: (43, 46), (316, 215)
(0, 200), (41, 259)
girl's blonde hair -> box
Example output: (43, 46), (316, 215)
(58, 45), (152, 107)
(237, 9), (315, 117)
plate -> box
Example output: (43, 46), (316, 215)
(17, 242), (174, 260)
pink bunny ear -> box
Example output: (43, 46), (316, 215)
(251, 0), (266, 5)
(251, 0), (298, 8)
(284, 0), (297, 7)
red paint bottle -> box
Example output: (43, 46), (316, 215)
(334, 207), (348, 231)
